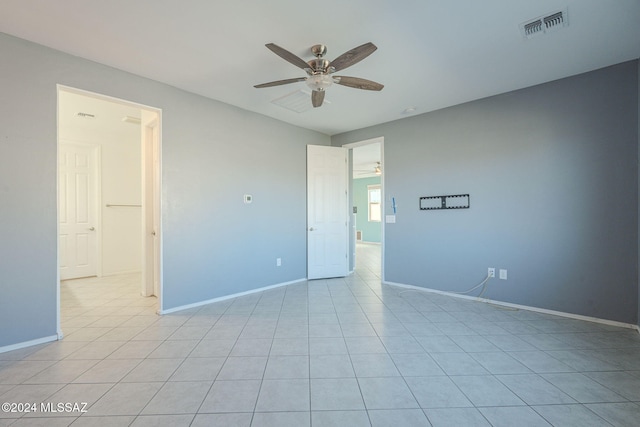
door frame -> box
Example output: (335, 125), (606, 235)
(342, 137), (385, 282)
(56, 85), (163, 338)
(141, 111), (162, 299)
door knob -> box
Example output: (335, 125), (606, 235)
(152, 231), (156, 236)
(89, 227), (95, 231)
(309, 227), (315, 231)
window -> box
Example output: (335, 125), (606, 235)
(368, 185), (381, 222)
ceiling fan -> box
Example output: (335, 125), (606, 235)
(355, 162), (382, 176)
(254, 42), (384, 108)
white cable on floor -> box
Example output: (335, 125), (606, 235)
(398, 273), (492, 299)
(451, 273), (491, 295)
(397, 273), (520, 311)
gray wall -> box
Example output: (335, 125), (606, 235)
(0, 33), (329, 348)
(333, 61), (639, 325)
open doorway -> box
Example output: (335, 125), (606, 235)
(57, 86), (162, 337)
(344, 137), (384, 281)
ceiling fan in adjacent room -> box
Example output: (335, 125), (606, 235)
(254, 42), (384, 108)
(354, 162), (382, 177)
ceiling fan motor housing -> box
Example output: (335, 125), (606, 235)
(307, 58), (331, 74)
(306, 51), (334, 91)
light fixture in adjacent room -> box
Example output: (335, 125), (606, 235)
(122, 115), (141, 124)
(76, 112), (95, 119)
(375, 162), (382, 175)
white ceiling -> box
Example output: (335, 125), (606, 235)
(1, 0), (639, 136)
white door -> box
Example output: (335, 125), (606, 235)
(307, 145), (348, 279)
(59, 144), (97, 280)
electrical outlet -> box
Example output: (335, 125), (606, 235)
(488, 268), (495, 278)
(500, 269), (507, 280)
(276, 258), (281, 267)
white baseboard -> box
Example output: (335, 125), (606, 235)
(0, 334), (59, 355)
(159, 278), (307, 315)
(384, 280), (638, 331)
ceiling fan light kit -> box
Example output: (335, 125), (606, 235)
(255, 42), (383, 108)
(305, 74), (333, 91)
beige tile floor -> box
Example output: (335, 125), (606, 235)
(1, 243), (640, 426)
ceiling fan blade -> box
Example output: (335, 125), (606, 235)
(265, 43), (310, 70)
(330, 42), (377, 72)
(254, 77), (306, 88)
(334, 76), (384, 91)
(311, 90), (325, 108)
